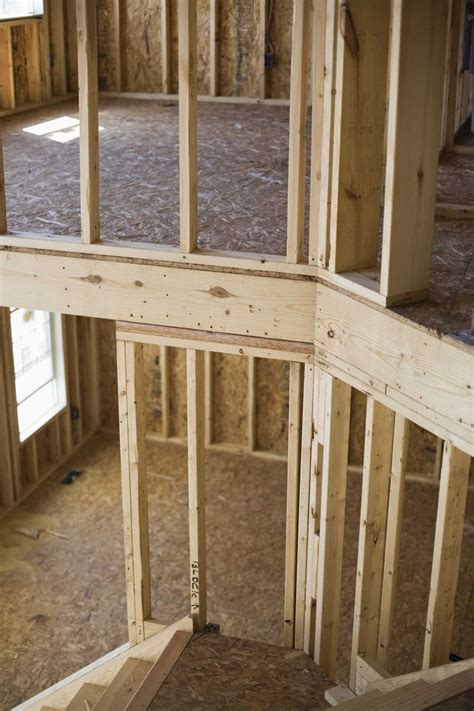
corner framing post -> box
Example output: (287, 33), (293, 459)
(380, 0), (449, 300)
(187, 348), (207, 631)
(117, 339), (151, 644)
(178, 0), (198, 253)
(76, 0), (100, 243)
(286, 0), (311, 264)
(423, 442), (471, 668)
(314, 373), (351, 679)
(329, 0), (391, 273)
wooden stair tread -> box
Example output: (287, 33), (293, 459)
(64, 682), (105, 710)
(125, 629), (192, 710)
(93, 657), (153, 711)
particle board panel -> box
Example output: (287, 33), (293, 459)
(0, 251), (316, 343)
(314, 283), (473, 454)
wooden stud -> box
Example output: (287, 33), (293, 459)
(49, 0), (67, 96)
(24, 23), (43, 103)
(380, 0), (449, 299)
(303, 368), (325, 656)
(286, 0), (311, 264)
(66, 316), (83, 444)
(38, 0), (53, 101)
(0, 131), (6, 234)
(0, 309), (22, 501)
(65, 0), (78, 93)
(204, 350), (213, 447)
(247, 356), (257, 452)
(161, 0), (171, 94)
(308, 0), (326, 266)
(0, 26), (15, 109)
(423, 442), (471, 669)
(79, 317), (100, 433)
(258, 0), (268, 99)
(76, 0), (100, 244)
(316, 0), (338, 268)
(443, 0), (463, 147)
(284, 361), (304, 647)
(24, 436), (40, 483)
(0, 312), (16, 506)
(314, 374), (351, 679)
(294, 363), (315, 649)
(329, 0), (390, 273)
(112, 0), (122, 91)
(186, 348), (207, 631)
(209, 0), (218, 97)
(178, 0), (198, 253)
(350, 399), (395, 689)
(377, 415), (409, 667)
(160, 346), (171, 439)
(117, 340), (151, 644)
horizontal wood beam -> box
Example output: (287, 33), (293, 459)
(314, 283), (473, 454)
(0, 250), (316, 344)
(116, 322), (313, 362)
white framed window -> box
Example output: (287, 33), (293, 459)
(0, 0), (43, 21)
(10, 308), (67, 442)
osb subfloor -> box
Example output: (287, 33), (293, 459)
(1, 432), (473, 708)
(150, 631), (332, 710)
(2, 98), (473, 334)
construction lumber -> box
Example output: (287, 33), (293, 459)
(38, 1), (52, 101)
(377, 415), (410, 667)
(0, 132), (6, 233)
(178, 0), (198, 252)
(24, 23), (43, 103)
(94, 658), (153, 710)
(294, 364), (315, 649)
(284, 362), (304, 646)
(247, 356), (257, 451)
(125, 630), (192, 708)
(308, 0), (326, 266)
(117, 340), (151, 643)
(161, 0), (171, 93)
(112, 0), (122, 91)
(303, 369), (325, 656)
(329, 0), (390, 273)
(380, 0), (449, 299)
(258, 0), (268, 99)
(442, 0), (463, 146)
(314, 374), (351, 679)
(15, 617), (192, 710)
(323, 668), (474, 709)
(314, 283), (473, 455)
(354, 654), (392, 697)
(435, 203), (474, 219)
(64, 683), (104, 710)
(324, 686), (356, 706)
(350, 400), (395, 688)
(423, 442), (471, 668)
(286, 0), (311, 264)
(0, 25), (15, 109)
(209, 0), (218, 96)
(186, 349), (207, 630)
(368, 657), (474, 693)
(76, 0), (100, 243)
(49, 0), (67, 96)
(0, 250), (316, 344)
(316, 0), (338, 268)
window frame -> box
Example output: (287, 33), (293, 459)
(11, 310), (68, 443)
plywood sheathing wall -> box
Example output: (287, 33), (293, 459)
(98, 320), (451, 474)
(95, 0), (293, 97)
